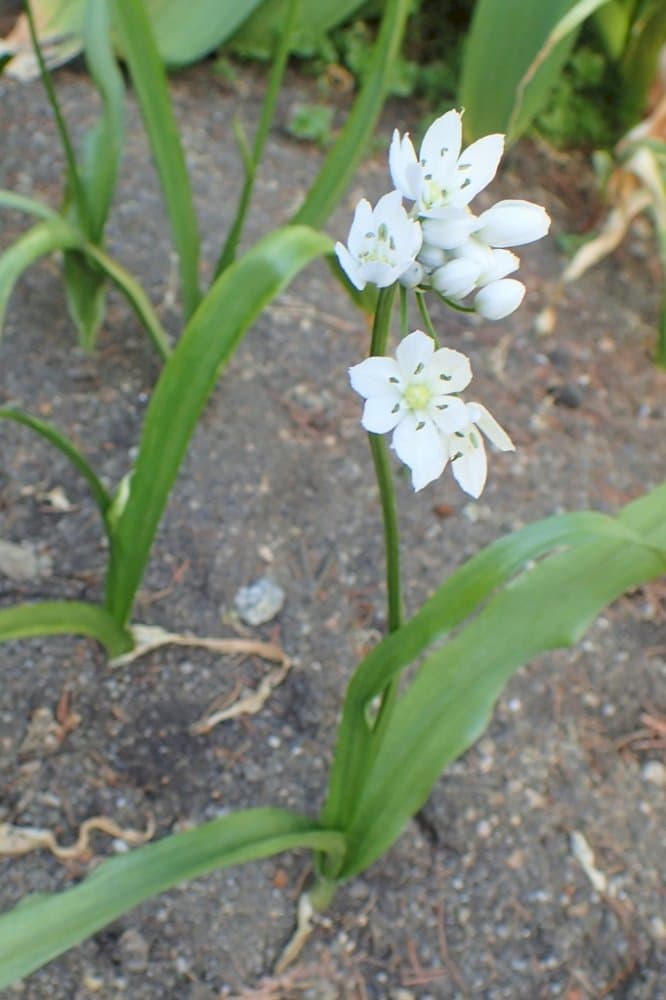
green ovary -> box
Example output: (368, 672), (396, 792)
(404, 383), (432, 412)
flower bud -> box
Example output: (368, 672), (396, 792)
(475, 200), (550, 248)
(474, 278), (525, 320)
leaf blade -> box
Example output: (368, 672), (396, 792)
(0, 808), (346, 988)
(104, 224), (332, 623)
(0, 601), (133, 658)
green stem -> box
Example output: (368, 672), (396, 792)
(24, 0), (89, 233)
(359, 284), (405, 632)
(399, 283), (409, 336)
(214, 0), (300, 277)
(415, 290), (440, 343)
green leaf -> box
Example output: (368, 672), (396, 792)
(0, 407), (111, 521)
(79, 0), (125, 242)
(0, 808), (346, 988)
(292, 0), (411, 230)
(459, 0), (610, 142)
(0, 190), (59, 221)
(323, 509), (655, 836)
(79, 241), (172, 361)
(231, 0), (369, 59)
(104, 225), (332, 624)
(62, 250), (107, 351)
(0, 216), (170, 359)
(0, 218), (82, 334)
(110, 0), (201, 320)
(337, 484), (666, 878)
(0, 601), (133, 658)
(144, 0), (266, 67)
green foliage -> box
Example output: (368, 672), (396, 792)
(0, 810), (347, 988)
(286, 102), (335, 146)
(110, 0), (201, 321)
(104, 225), (332, 625)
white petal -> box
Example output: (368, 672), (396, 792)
(392, 414), (448, 491)
(361, 259), (406, 288)
(349, 356), (402, 398)
(418, 243), (446, 269)
(467, 402), (515, 451)
(421, 209), (477, 249)
(453, 236), (495, 270)
(478, 248), (520, 284)
(420, 109), (462, 172)
(374, 188), (407, 227)
(431, 258), (481, 300)
(395, 329), (434, 376)
(474, 279), (525, 320)
(451, 436), (487, 498)
(426, 346), (473, 393)
(361, 396), (404, 434)
(399, 261), (426, 288)
(427, 395), (469, 433)
(475, 199), (551, 247)
(389, 131), (420, 201)
(347, 198), (374, 255)
(335, 242), (366, 290)
(455, 133), (505, 205)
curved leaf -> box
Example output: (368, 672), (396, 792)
(0, 601), (133, 658)
(0, 190), (59, 221)
(0, 809), (346, 988)
(0, 407), (111, 521)
(338, 483), (666, 877)
(0, 219), (82, 333)
(104, 224), (332, 623)
(459, 0), (589, 143)
(322, 509), (646, 833)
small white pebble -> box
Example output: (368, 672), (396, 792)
(642, 760), (665, 787)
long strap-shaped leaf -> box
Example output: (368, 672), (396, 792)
(0, 809), (346, 988)
(322, 509), (646, 833)
(0, 601), (133, 658)
(104, 225), (332, 624)
(110, 0), (201, 320)
(0, 190), (59, 221)
(0, 407), (111, 521)
(338, 483), (666, 877)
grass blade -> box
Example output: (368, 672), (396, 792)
(0, 601), (133, 658)
(0, 809), (345, 988)
(104, 225), (332, 624)
(110, 0), (201, 320)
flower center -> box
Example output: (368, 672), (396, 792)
(404, 383), (432, 412)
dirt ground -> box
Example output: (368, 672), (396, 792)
(0, 61), (665, 1000)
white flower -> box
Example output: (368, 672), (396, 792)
(335, 190), (422, 290)
(389, 109), (504, 219)
(349, 329), (472, 491)
(448, 402), (515, 498)
(475, 199), (551, 248)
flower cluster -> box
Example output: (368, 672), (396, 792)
(336, 109), (550, 319)
(350, 330), (513, 497)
